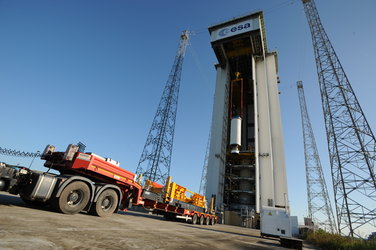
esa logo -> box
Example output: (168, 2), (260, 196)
(218, 23), (252, 37)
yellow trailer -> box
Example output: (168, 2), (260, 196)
(142, 176), (217, 225)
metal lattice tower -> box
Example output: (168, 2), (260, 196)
(302, 0), (376, 237)
(297, 81), (336, 233)
(199, 131), (211, 195)
(136, 31), (189, 184)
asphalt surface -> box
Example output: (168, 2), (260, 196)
(0, 192), (315, 249)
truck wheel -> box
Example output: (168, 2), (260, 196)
(91, 189), (118, 217)
(190, 213), (198, 224)
(210, 216), (216, 225)
(199, 215), (204, 225)
(205, 216), (210, 225)
(57, 181), (90, 215)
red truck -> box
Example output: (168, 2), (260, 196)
(0, 144), (217, 224)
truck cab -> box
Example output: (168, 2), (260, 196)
(1, 144), (143, 217)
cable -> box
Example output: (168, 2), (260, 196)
(297, 2), (308, 80)
(264, 0), (297, 14)
(187, 40), (212, 86)
(190, 0), (298, 35)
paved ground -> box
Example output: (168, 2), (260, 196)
(0, 192), (315, 249)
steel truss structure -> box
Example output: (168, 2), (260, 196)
(297, 81), (336, 233)
(199, 131), (210, 195)
(136, 31), (189, 184)
(302, 0), (376, 237)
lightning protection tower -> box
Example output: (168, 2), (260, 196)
(297, 81), (336, 233)
(302, 0), (376, 237)
(136, 31), (189, 184)
(199, 131), (211, 195)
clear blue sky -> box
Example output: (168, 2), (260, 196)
(1, 0), (375, 228)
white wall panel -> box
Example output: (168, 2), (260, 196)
(206, 64), (228, 208)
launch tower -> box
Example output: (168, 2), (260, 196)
(206, 12), (289, 228)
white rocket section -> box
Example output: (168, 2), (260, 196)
(230, 117), (242, 154)
(265, 54), (288, 208)
(206, 64), (229, 208)
(255, 55), (275, 208)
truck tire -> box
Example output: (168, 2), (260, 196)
(199, 215), (204, 225)
(57, 181), (90, 215)
(91, 189), (118, 217)
(190, 213), (198, 224)
(210, 216), (216, 225)
(205, 216), (210, 225)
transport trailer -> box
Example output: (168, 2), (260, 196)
(0, 144), (144, 217)
(0, 143), (218, 223)
(142, 176), (218, 225)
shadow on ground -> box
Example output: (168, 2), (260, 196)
(118, 210), (166, 221)
(183, 224), (274, 240)
(0, 193), (55, 214)
(0, 193), (27, 206)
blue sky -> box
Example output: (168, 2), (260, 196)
(1, 0), (375, 228)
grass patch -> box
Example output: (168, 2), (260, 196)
(305, 229), (376, 250)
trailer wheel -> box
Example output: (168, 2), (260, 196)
(199, 215), (204, 225)
(190, 213), (198, 224)
(57, 181), (90, 215)
(210, 216), (216, 225)
(205, 216), (210, 225)
(91, 189), (118, 217)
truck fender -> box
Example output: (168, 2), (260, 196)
(55, 175), (96, 204)
(93, 184), (122, 211)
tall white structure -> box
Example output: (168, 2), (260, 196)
(206, 12), (290, 230)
